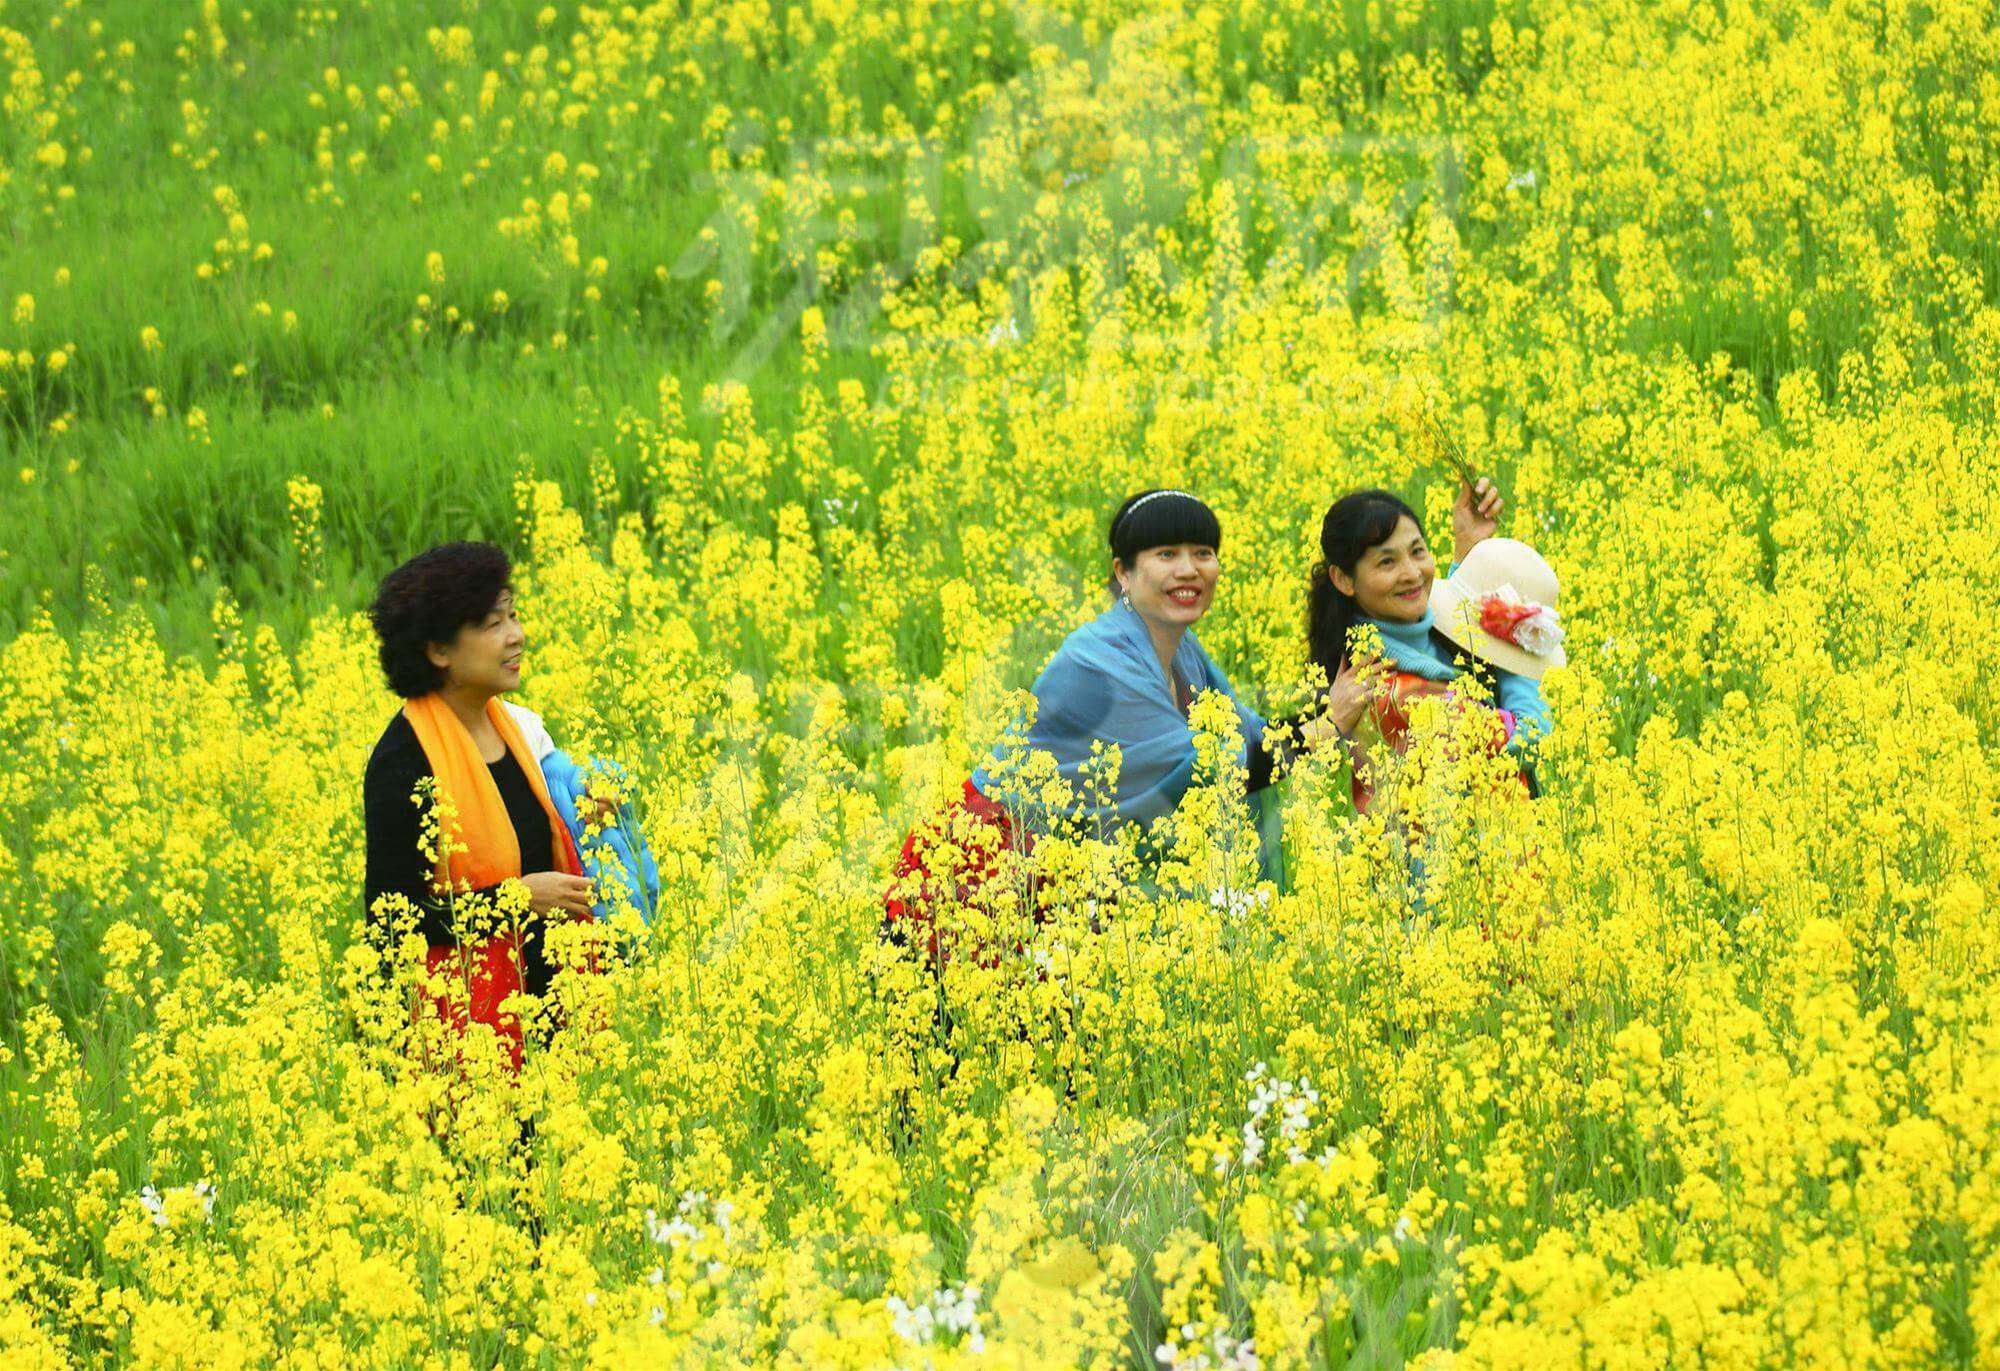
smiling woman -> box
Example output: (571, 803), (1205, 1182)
(977, 488), (1270, 830)
(883, 490), (1346, 964)
(1306, 486), (1555, 815)
(361, 541), (596, 1072)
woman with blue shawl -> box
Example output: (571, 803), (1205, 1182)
(883, 489), (1342, 963)
(1298, 481), (1563, 922)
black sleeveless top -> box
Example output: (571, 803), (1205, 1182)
(487, 748), (554, 880)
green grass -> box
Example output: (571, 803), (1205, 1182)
(7, 0), (1991, 662)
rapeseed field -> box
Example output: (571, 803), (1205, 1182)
(2, 0), (1997, 1364)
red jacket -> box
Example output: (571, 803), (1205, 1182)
(882, 779), (1036, 967)
(1350, 671), (1529, 814)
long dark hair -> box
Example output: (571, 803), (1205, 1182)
(1306, 489), (1495, 695)
(1307, 490), (1419, 681)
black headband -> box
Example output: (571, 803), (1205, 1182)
(1110, 489), (1222, 564)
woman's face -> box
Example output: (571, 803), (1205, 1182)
(1116, 542), (1219, 629)
(427, 589), (525, 696)
(1330, 515), (1435, 623)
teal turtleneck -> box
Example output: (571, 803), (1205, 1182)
(1359, 608), (1459, 682)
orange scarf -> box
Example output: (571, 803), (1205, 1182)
(402, 693), (582, 893)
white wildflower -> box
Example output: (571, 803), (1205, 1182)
(1157, 1328), (1262, 1370)
(137, 1180), (215, 1230)
(1217, 1063), (1319, 1177)
(888, 1281), (986, 1352)
(1210, 884), (1272, 922)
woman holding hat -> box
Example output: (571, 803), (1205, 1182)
(1307, 480), (1564, 814)
(884, 488), (1344, 963)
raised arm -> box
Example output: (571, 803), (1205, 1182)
(1452, 477), (1504, 565)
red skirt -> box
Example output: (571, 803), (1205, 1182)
(883, 779), (1035, 966)
(421, 936), (527, 1073)
(419, 914), (599, 1076)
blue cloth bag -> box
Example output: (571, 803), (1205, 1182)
(539, 748), (661, 925)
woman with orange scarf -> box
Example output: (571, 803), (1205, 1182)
(362, 542), (597, 1071)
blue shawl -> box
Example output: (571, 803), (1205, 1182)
(1364, 609), (1460, 681)
(972, 599), (1266, 831)
(540, 750), (661, 925)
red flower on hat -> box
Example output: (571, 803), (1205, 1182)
(1478, 596), (1541, 645)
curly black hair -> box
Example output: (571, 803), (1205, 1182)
(367, 541), (512, 698)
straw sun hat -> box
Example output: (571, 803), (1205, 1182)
(1429, 537), (1568, 680)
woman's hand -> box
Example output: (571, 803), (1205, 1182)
(1303, 659), (1372, 747)
(522, 870), (597, 917)
(1452, 477), (1503, 563)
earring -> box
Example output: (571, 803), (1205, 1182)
(1120, 589), (1132, 608)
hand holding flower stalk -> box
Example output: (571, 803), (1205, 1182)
(1304, 636), (1445, 763)
(1397, 397), (1505, 560)
(1314, 658), (1372, 743)
(1452, 477), (1504, 563)
(575, 773), (626, 837)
